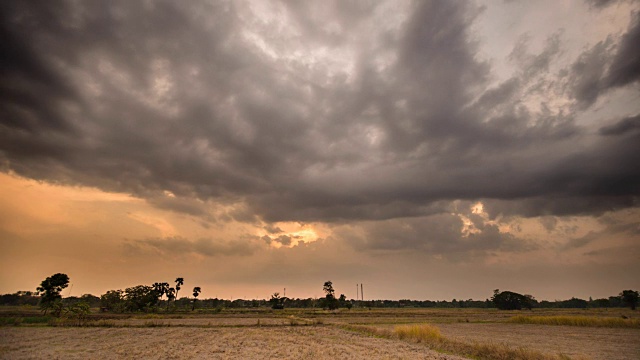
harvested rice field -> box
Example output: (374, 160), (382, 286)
(1, 308), (639, 359)
(0, 326), (465, 360)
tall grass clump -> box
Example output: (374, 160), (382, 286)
(509, 315), (640, 328)
(394, 324), (441, 342)
(343, 323), (588, 360)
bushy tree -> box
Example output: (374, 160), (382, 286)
(338, 294), (347, 307)
(0, 291), (39, 306)
(153, 282), (169, 304)
(100, 290), (125, 312)
(166, 287), (176, 310)
(620, 290), (639, 310)
(558, 297), (588, 309)
(491, 289), (534, 310)
(36, 273), (69, 315)
(124, 285), (157, 312)
(270, 292), (285, 309)
(65, 302), (91, 325)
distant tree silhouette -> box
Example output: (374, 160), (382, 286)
(192, 287), (201, 311)
(100, 290), (125, 312)
(166, 287), (176, 310)
(270, 292), (284, 309)
(175, 278), (184, 300)
(620, 290), (639, 310)
(338, 294), (347, 307)
(322, 281), (339, 310)
(491, 289), (534, 310)
(124, 285), (157, 312)
(36, 273), (69, 315)
(153, 282), (170, 308)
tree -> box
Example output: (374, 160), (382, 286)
(322, 281), (339, 310)
(153, 282), (169, 302)
(166, 287), (176, 310)
(124, 285), (157, 312)
(338, 294), (347, 307)
(65, 302), (91, 325)
(491, 289), (534, 310)
(323, 281), (335, 297)
(175, 277), (184, 300)
(270, 292), (284, 309)
(36, 273), (69, 315)
(100, 290), (125, 312)
(620, 290), (639, 310)
(192, 287), (201, 311)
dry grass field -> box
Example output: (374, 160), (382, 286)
(1, 307), (638, 359)
(0, 326), (466, 360)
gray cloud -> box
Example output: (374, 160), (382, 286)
(585, 0), (617, 8)
(561, 221), (640, 251)
(335, 212), (536, 260)
(129, 236), (260, 257)
(263, 224), (284, 235)
(0, 0), (639, 231)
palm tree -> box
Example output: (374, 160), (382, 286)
(192, 287), (201, 311)
(152, 282), (169, 308)
(175, 278), (184, 300)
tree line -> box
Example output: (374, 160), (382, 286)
(1, 274), (638, 313)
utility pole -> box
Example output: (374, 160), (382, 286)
(284, 288), (286, 298)
(361, 283), (364, 301)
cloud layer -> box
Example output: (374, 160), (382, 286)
(1, 0), (639, 284)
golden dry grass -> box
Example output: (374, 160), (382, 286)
(344, 323), (590, 360)
(394, 324), (442, 342)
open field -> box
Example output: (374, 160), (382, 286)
(0, 327), (465, 360)
(1, 308), (638, 359)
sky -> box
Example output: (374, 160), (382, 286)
(0, 0), (639, 302)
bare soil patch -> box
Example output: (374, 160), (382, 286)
(436, 323), (640, 360)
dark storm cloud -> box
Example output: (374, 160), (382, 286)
(584, 0), (632, 9)
(569, 11), (640, 108)
(599, 114), (640, 136)
(605, 11), (640, 88)
(1, 0), (639, 236)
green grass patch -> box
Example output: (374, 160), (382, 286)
(22, 316), (50, 324)
(508, 315), (640, 328)
(0, 316), (51, 326)
(0, 317), (23, 326)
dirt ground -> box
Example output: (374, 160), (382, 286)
(437, 323), (640, 360)
(0, 326), (467, 360)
